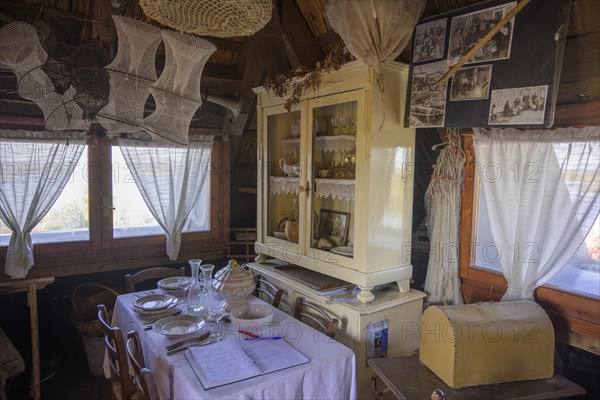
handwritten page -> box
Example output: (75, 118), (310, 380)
(240, 339), (309, 374)
(186, 341), (260, 389)
(186, 339), (309, 389)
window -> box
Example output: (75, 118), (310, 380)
(111, 147), (211, 238)
(0, 133), (227, 273)
(0, 145), (89, 246)
(546, 217), (599, 299)
(474, 140), (599, 299)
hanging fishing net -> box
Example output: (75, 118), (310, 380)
(68, 43), (110, 119)
(139, 0), (272, 38)
(41, 56), (71, 95)
(0, 22), (90, 130)
(139, 30), (216, 144)
(424, 129), (466, 305)
(97, 16), (162, 136)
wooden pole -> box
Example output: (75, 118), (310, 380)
(435, 0), (532, 86)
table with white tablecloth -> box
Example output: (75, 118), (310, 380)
(109, 290), (357, 400)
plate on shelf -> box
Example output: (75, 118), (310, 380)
(158, 277), (192, 290)
(153, 315), (205, 338)
(133, 294), (178, 311)
(330, 246), (354, 257)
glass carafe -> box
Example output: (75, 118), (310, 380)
(197, 264), (225, 321)
(186, 259), (203, 315)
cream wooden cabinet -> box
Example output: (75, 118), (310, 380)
(247, 261), (426, 399)
(255, 61), (417, 303)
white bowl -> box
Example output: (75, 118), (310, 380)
(230, 304), (274, 327)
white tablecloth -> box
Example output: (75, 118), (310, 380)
(109, 290), (357, 400)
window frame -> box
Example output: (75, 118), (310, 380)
(0, 126), (229, 278)
(459, 134), (600, 354)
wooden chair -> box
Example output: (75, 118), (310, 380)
(253, 275), (284, 309)
(124, 267), (186, 293)
(126, 331), (155, 400)
(98, 304), (133, 400)
(294, 297), (339, 339)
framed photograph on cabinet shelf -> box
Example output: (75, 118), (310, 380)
(317, 209), (350, 247)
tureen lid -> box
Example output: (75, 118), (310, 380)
(214, 260), (254, 283)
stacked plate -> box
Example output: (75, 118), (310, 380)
(132, 294), (179, 315)
(157, 276), (192, 290)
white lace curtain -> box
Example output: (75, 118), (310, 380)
(473, 127), (600, 300)
(0, 130), (86, 278)
(117, 136), (214, 260)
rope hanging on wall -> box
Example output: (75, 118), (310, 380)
(424, 129), (466, 305)
(139, 0), (273, 38)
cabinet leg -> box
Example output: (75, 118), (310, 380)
(396, 279), (410, 293)
(357, 286), (375, 303)
(255, 253), (268, 263)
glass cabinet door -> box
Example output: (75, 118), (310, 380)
(264, 108), (301, 243)
(308, 98), (358, 258)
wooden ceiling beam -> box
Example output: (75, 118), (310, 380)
(207, 37), (243, 53)
(315, 30), (342, 47)
(279, 0), (323, 68)
(257, 4), (290, 79)
(0, 1), (87, 19)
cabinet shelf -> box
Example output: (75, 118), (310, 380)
(315, 135), (356, 153)
(281, 138), (300, 156)
(314, 178), (355, 201)
(270, 176), (299, 195)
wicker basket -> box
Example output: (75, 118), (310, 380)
(70, 283), (119, 338)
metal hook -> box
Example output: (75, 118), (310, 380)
(554, 24), (566, 42)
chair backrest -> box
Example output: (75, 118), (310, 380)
(253, 275), (284, 309)
(124, 266), (186, 292)
(294, 297), (339, 338)
(97, 304), (133, 400)
(126, 330), (155, 400)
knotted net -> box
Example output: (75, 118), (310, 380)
(97, 16), (162, 136)
(139, 0), (272, 38)
(139, 30), (216, 144)
(0, 22), (90, 130)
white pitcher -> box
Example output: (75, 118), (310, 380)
(279, 158), (300, 177)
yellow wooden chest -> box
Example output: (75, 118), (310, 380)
(419, 300), (554, 388)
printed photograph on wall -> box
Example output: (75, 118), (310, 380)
(413, 18), (447, 63)
(450, 65), (492, 101)
(448, 1), (515, 66)
(409, 60), (449, 127)
(489, 85), (548, 125)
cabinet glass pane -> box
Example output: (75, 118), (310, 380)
(310, 101), (356, 257)
(266, 111), (301, 243)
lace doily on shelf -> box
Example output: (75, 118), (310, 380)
(315, 135), (356, 153)
(314, 179), (355, 201)
(281, 138), (300, 156)
(270, 176), (300, 195)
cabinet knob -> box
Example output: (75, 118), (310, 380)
(299, 184), (310, 196)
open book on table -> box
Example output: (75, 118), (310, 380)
(185, 339), (310, 389)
